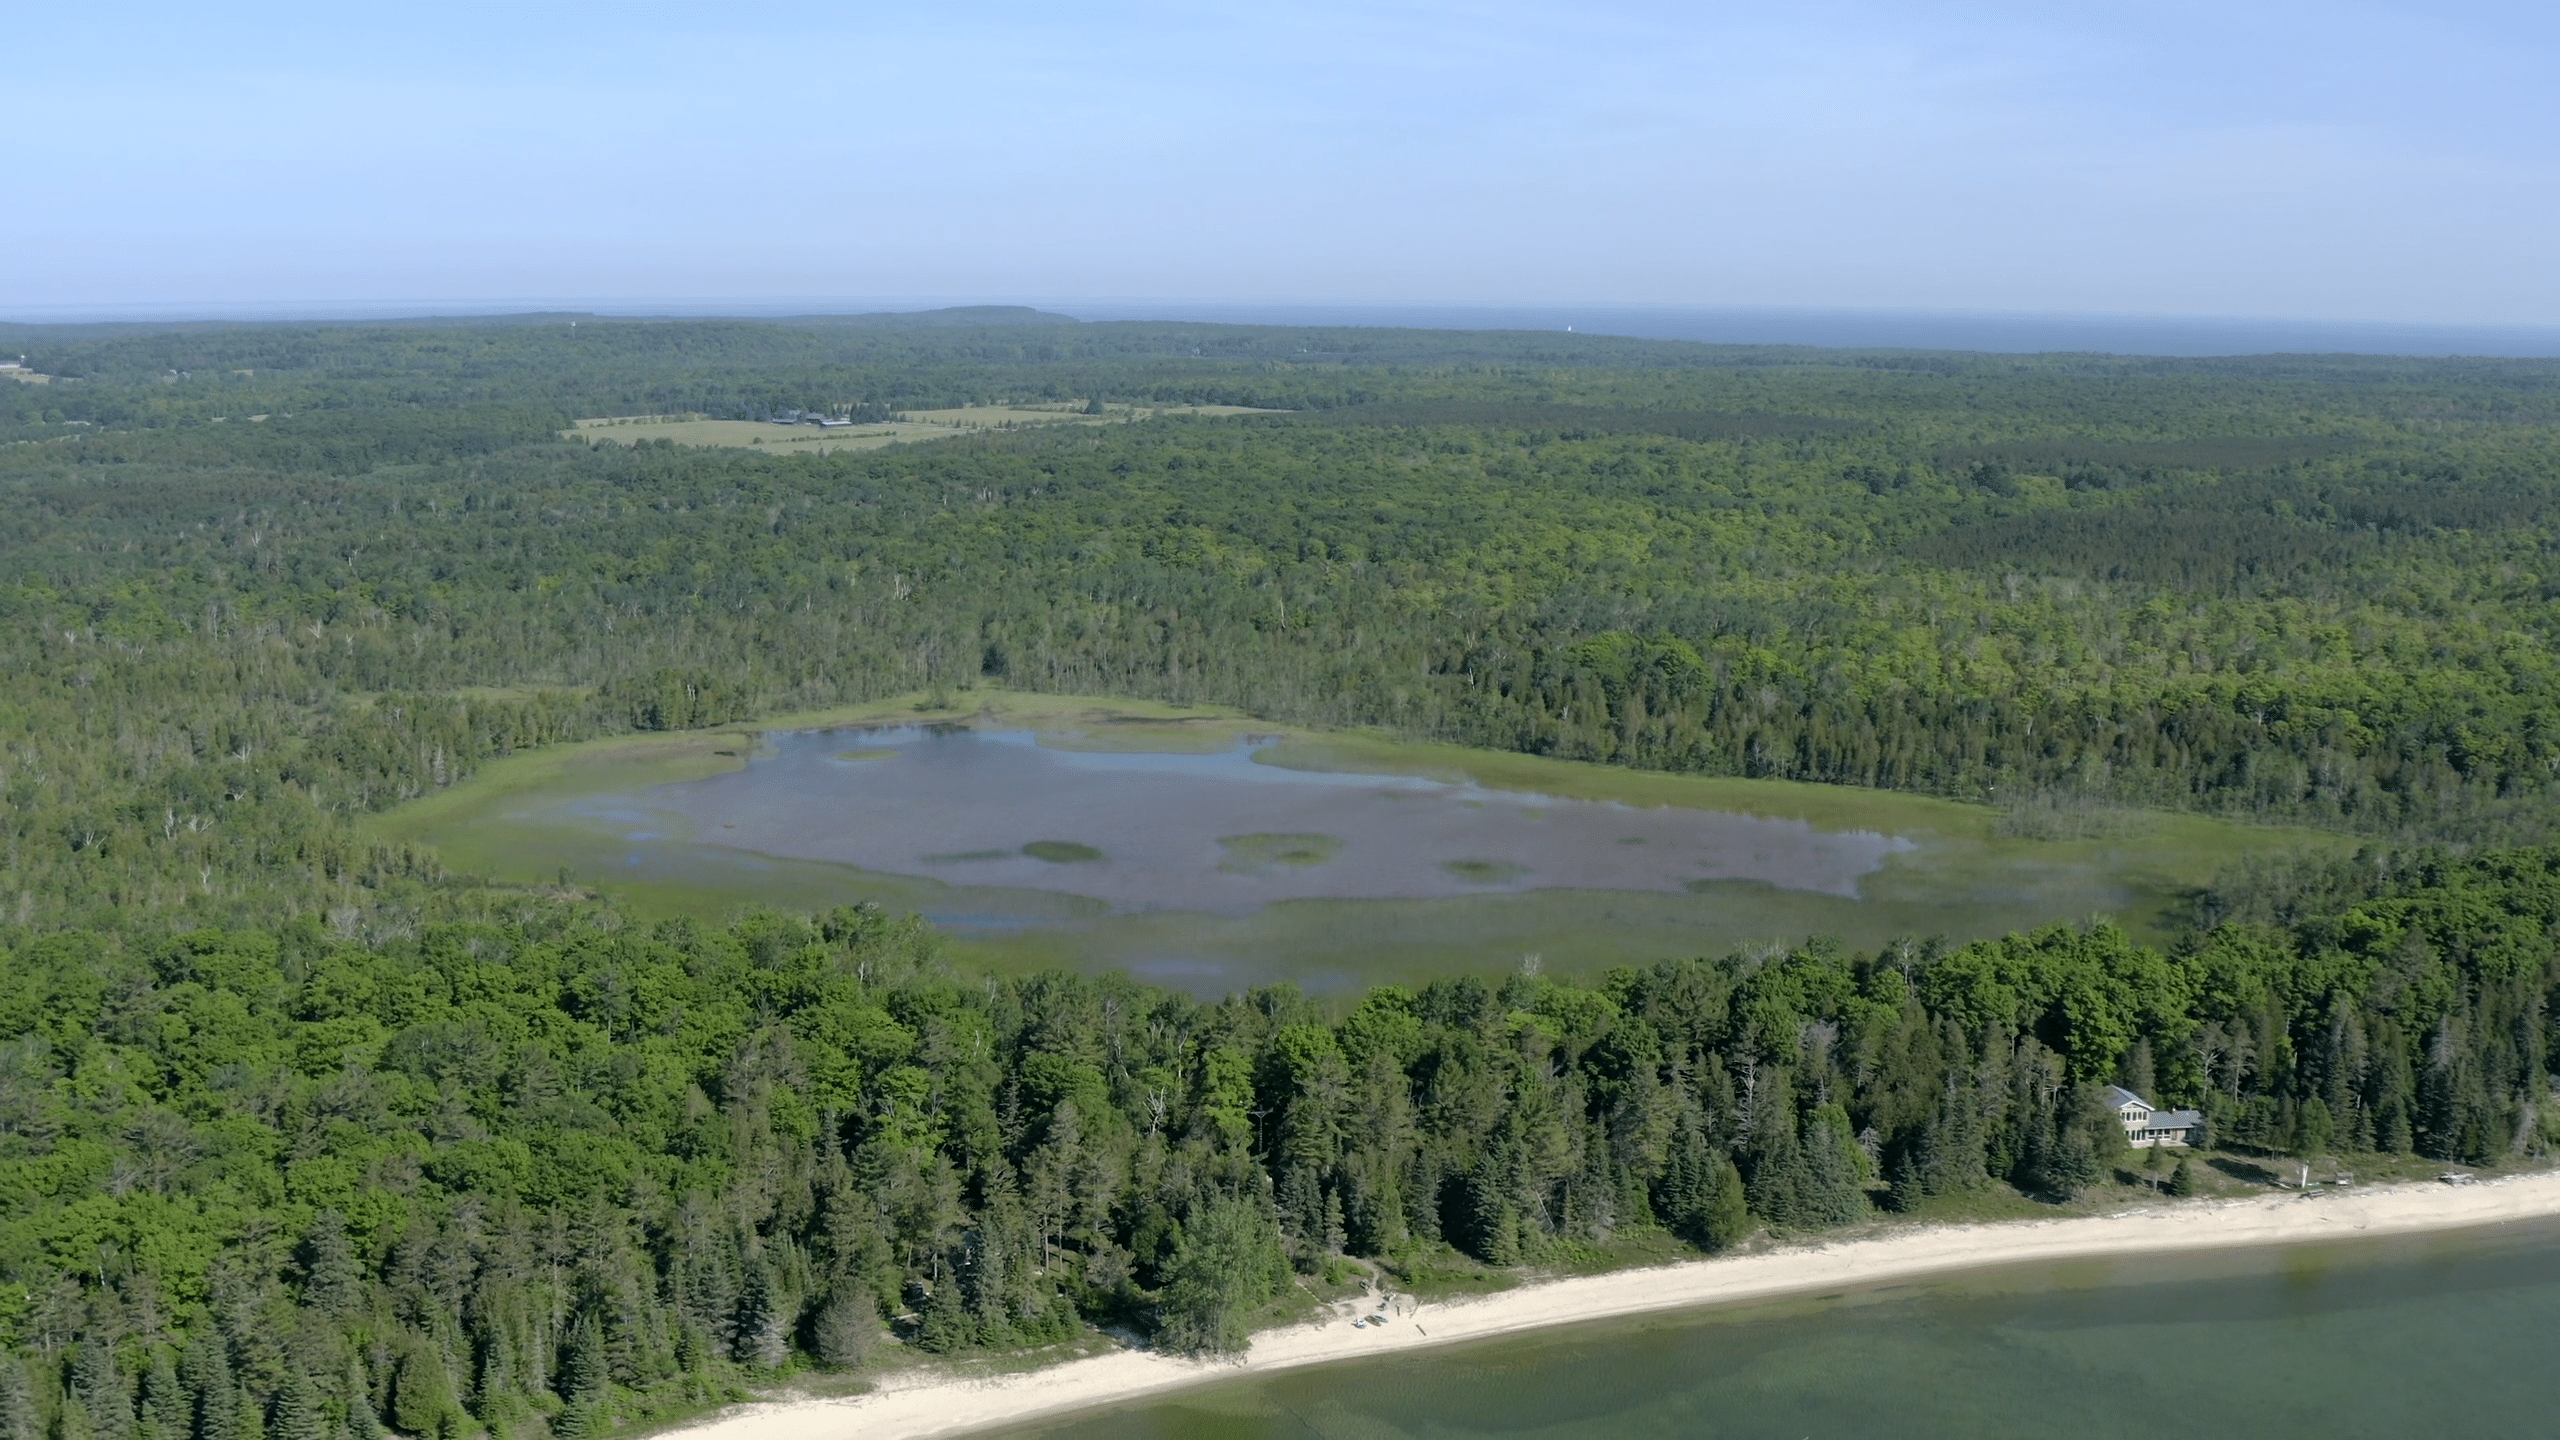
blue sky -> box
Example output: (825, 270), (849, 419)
(10, 1), (2556, 322)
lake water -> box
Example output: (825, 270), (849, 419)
(989, 1216), (2560, 1439)
(603, 727), (1910, 914)
(430, 716), (2298, 996)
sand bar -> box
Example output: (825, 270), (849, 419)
(672, 1171), (2560, 1440)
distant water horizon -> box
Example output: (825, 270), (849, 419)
(8, 296), (2560, 359)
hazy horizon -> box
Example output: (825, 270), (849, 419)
(14, 2), (2555, 327)
(8, 297), (2560, 360)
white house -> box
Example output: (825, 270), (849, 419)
(2105, 1085), (2203, 1148)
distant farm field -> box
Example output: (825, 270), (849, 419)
(570, 401), (1277, 453)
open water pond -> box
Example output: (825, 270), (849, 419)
(607, 726), (1912, 911)
(989, 1215), (2560, 1439)
(394, 699), (2335, 995)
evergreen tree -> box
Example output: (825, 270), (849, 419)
(299, 1214), (363, 1318)
(811, 1290), (875, 1372)
(1700, 1148), (1750, 1250)
(913, 1276), (973, 1355)
(557, 1316), (606, 1409)
(139, 1353), (183, 1440)
(2041, 1121), (2099, 1200)
(2167, 1157), (2198, 1197)
(1798, 1113), (1869, 1227)
(341, 1365), (382, 1440)
(178, 1336), (234, 1440)
(1655, 1123), (1718, 1245)
(51, 1396), (92, 1440)
(1745, 1088), (1810, 1229)
(0, 1360), (34, 1440)
(264, 1374), (322, 1440)
(729, 1247), (785, 1369)
(1155, 1197), (1286, 1357)
(72, 1342), (130, 1440)
(388, 1339), (454, 1439)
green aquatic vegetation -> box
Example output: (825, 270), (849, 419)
(1217, 832), (1345, 873)
(1022, 839), (1106, 863)
(831, 746), (898, 762)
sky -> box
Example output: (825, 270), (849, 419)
(9, 1), (2558, 324)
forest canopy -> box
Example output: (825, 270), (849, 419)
(7, 318), (2560, 940)
(5, 314), (2560, 1437)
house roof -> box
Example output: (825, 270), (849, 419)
(2104, 1085), (2153, 1111)
(2141, 1109), (2203, 1130)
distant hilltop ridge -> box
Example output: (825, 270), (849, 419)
(792, 304), (1079, 328)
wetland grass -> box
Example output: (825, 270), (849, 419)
(1217, 833), (1344, 874)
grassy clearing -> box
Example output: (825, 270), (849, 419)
(567, 402), (1278, 455)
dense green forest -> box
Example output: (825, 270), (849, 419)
(4, 842), (2556, 1440)
(6, 312), (2560, 1436)
(7, 315), (2560, 935)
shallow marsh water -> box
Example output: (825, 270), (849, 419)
(991, 1216), (2560, 1439)
(619, 728), (1911, 909)
(391, 706), (2335, 995)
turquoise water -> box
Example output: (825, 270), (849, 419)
(992, 1218), (2560, 1439)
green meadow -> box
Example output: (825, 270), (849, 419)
(568, 401), (1278, 454)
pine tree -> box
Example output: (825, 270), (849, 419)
(2167, 1157), (2198, 1197)
(1743, 1078), (1809, 1229)
(2038, 1111), (2099, 1200)
(388, 1339), (454, 1439)
(73, 1341), (131, 1440)
(1463, 1154), (1522, 1266)
(264, 1373), (323, 1440)
(730, 1244), (787, 1369)
(0, 1359), (34, 1440)
(179, 1335), (235, 1440)
(913, 1273), (973, 1355)
(1701, 1149), (1750, 1250)
(341, 1364), (382, 1440)
(1886, 1118), (1933, 1213)
(811, 1289), (875, 1371)
(139, 1352), (183, 1440)
(300, 1213), (363, 1318)
(556, 1316), (605, 1409)
(1799, 1114), (1869, 1227)
(1659, 1124), (1750, 1249)
(1155, 1196), (1286, 1357)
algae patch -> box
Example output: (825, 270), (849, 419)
(1217, 833), (1344, 875)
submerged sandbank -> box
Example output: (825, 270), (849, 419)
(671, 1171), (2560, 1440)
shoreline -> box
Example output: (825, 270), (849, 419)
(670, 1170), (2560, 1440)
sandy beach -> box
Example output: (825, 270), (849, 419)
(672, 1171), (2560, 1440)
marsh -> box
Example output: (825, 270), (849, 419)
(601, 726), (1913, 914)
